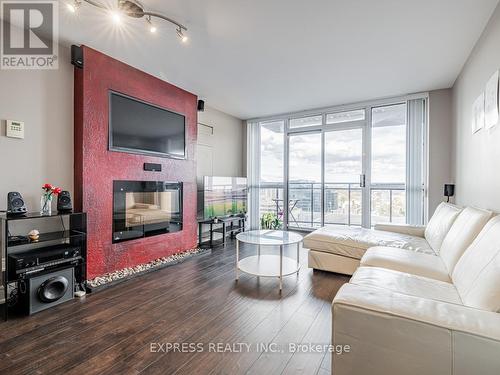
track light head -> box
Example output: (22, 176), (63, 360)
(147, 16), (157, 33)
(176, 27), (188, 43)
(66, 0), (81, 13)
(111, 10), (122, 24)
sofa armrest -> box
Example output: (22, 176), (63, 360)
(374, 223), (426, 237)
(332, 283), (500, 375)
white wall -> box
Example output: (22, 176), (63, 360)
(197, 106), (245, 178)
(0, 45), (74, 212)
(428, 89), (453, 215)
(196, 106), (245, 227)
(452, 2), (500, 211)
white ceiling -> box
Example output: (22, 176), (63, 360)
(58, 0), (500, 119)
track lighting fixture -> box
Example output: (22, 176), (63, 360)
(67, 0), (188, 42)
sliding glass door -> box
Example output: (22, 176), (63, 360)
(288, 132), (322, 229)
(287, 125), (366, 230)
(324, 127), (364, 226)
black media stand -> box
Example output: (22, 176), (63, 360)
(198, 215), (246, 246)
(0, 212), (87, 320)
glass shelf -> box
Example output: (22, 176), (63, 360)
(7, 230), (86, 248)
(1, 211), (81, 221)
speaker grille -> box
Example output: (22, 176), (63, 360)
(12, 198), (24, 208)
(60, 196), (70, 204)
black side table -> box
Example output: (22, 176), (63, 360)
(198, 216), (246, 246)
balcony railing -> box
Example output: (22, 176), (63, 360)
(258, 182), (405, 229)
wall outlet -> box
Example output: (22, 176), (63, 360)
(6, 119), (24, 139)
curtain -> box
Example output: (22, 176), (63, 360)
(246, 121), (260, 229)
(406, 98), (427, 225)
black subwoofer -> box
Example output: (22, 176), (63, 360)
(20, 268), (74, 315)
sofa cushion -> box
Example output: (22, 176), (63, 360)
(439, 206), (492, 272)
(303, 225), (434, 260)
(452, 216), (500, 312)
(424, 202), (462, 252)
(360, 246), (450, 282)
(373, 223), (426, 237)
(350, 266), (461, 304)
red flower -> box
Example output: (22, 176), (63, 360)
(53, 187), (62, 195)
(42, 183), (53, 190)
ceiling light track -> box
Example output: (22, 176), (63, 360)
(67, 0), (188, 42)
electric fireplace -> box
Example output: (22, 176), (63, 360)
(113, 181), (183, 243)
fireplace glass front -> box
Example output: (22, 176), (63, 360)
(113, 181), (183, 243)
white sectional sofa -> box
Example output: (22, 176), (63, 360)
(361, 205), (493, 281)
(304, 203), (500, 374)
(304, 202), (463, 275)
(332, 214), (500, 374)
(306, 202), (500, 374)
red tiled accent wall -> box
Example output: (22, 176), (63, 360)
(74, 46), (198, 279)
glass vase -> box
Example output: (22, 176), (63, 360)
(40, 193), (52, 215)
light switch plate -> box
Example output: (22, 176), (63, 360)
(6, 120), (24, 139)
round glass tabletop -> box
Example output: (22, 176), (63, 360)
(236, 230), (303, 246)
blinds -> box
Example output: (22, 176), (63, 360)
(406, 98), (427, 225)
(246, 121), (261, 229)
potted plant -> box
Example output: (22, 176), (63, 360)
(260, 212), (282, 230)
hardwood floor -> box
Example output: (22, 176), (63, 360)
(0, 238), (349, 375)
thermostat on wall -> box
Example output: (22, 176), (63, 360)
(6, 120), (24, 139)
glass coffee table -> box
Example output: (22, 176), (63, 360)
(235, 230), (303, 291)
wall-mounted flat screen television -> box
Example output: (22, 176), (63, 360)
(109, 91), (186, 159)
(203, 176), (247, 219)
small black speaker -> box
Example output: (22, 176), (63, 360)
(197, 99), (205, 112)
(57, 191), (72, 212)
(71, 45), (83, 68)
(7, 192), (27, 215)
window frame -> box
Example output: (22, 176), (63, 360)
(248, 92), (429, 230)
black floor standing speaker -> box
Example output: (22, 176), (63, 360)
(20, 267), (74, 315)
